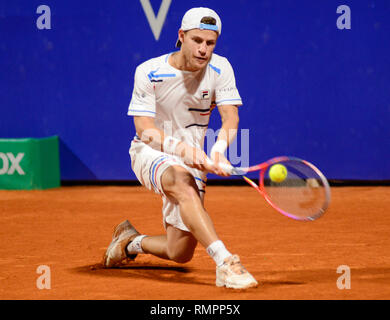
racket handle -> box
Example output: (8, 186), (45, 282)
(206, 159), (247, 175)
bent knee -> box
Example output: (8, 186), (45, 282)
(161, 166), (199, 200)
(168, 249), (195, 264)
(167, 241), (197, 264)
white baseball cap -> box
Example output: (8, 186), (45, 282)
(175, 7), (222, 48)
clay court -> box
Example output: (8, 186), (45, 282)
(0, 185), (389, 300)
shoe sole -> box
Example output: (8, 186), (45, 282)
(103, 220), (140, 267)
(216, 279), (258, 289)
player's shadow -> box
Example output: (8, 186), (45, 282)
(72, 263), (308, 288)
(257, 267), (390, 288)
(260, 279), (305, 286)
(72, 263), (213, 287)
(72, 264), (390, 294)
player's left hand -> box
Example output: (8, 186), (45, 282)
(210, 152), (231, 177)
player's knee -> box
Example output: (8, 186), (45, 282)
(167, 238), (197, 264)
(168, 247), (195, 264)
(162, 166), (198, 201)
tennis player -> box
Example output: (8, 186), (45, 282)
(103, 7), (258, 289)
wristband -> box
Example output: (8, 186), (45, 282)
(210, 139), (228, 156)
(163, 136), (181, 155)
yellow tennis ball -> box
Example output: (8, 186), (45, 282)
(269, 164), (288, 183)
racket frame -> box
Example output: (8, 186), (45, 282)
(234, 156), (331, 221)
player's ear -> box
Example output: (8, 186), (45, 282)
(178, 29), (185, 46)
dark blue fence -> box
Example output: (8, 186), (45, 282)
(1, 0), (389, 180)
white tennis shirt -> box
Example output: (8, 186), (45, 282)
(128, 52), (242, 150)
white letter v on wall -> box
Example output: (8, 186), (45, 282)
(140, 0), (172, 41)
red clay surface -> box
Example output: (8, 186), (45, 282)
(0, 185), (389, 300)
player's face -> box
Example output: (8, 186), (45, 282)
(180, 29), (218, 71)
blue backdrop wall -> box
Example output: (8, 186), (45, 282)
(1, 0), (389, 181)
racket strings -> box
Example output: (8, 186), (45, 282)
(262, 160), (330, 220)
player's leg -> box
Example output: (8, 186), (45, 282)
(125, 164), (257, 288)
(160, 165), (219, 248)
(158, 165), (258, 288)
(103, 143), (200, 265)
(103, 164), (227, 265)
(139, 224), (197, 263)
(124, 165), (224, 261)
(102, 221), (197, 265)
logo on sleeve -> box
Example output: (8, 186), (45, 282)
(217, 87), (236, 93)
(134, 90), (147, 99)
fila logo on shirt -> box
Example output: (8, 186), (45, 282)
(201, 90), (210, 100)
(0, 152), (25, 175)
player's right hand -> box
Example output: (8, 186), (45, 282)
(176, 143), (220, 174)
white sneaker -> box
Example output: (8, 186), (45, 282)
(216, 255), (258, 289)
(103, 220), (140, 268)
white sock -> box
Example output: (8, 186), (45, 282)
(206, 240), (232, 267)
(126, 235), (147, 254)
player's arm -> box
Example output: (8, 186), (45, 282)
(210, 105), (239, 176)
(133, 116), (164, 150)
(133, 116), (218, 173)
(210, 56), (242, 175)
(217, 104), (239, 147)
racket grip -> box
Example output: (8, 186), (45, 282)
(206, 159), (245, 175)
(217, 162), (235, 174)
(206, 158), (233, 174)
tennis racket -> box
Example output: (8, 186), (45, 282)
(209, 156), (331, 221)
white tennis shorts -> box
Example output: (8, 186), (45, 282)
(129, 139), (207, 232)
